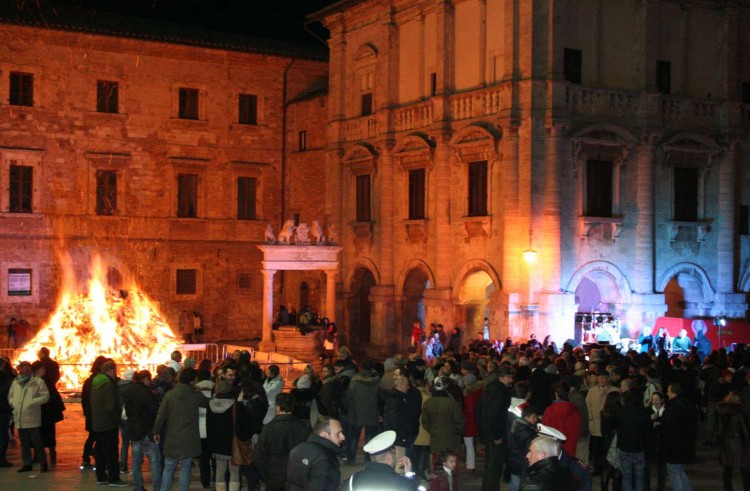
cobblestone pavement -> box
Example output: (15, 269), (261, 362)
(0, 402), (733, 490)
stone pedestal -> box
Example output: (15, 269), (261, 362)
(273, 327), (322, 363)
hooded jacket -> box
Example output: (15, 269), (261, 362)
(207, 395), (252, 457)
(123, 381), (158, 441)
(9, 375), (49, 429)
(346, 370), (381, 427)
(542, 400), (581, 456)
(91, 372), (120, 432)
(153, 382), (208, 458)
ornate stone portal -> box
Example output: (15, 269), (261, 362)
(257, 245), (342, 352)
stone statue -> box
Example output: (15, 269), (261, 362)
(277, 219), (297, 244)
(295, 222), (311, 244)
(311, 220), (325, 244)
(264, 223), (276, 244)
(325, 223), (338, 244)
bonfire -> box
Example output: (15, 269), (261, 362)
(14, 254), (181, 391)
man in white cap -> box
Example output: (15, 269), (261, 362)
(345, 430), (421, 491)
(537, 424), (593, 491)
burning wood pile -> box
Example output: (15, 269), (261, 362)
(14, 254), (180, 391)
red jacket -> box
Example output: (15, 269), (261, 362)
(462, 385), (483, 437)
(542, 400), (580, 456)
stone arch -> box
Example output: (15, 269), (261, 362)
(566, 261), (633, 307)
(661, 132), (721, 154)
(450, 123), (502, 162)
(395, 258), (436, 297)
(452, 259), (502, 299)
(355, 43), (378, 60)
(346, 257), (381, 288)
(570, 123), (637, 145)
(347, 262), (379, 356)
(656, 262), (715, 304)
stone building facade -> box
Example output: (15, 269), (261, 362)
(311, 0), (750, 355)
(0, 11), (328, 340)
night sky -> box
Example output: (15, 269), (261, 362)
(30, 0), (341, 44)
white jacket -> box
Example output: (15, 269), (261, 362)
(262, 376), (283, 424)
(9, 375), (50, 429)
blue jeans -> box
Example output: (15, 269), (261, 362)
(132, 436), (161, 491)
(120, 421), (131, 470)
(620, 450), (645, 491)
(161, 456), (192, 491)
(508, 474), (521, 491)
(346, 424), (378, 463)
(666, 463), (693, 491)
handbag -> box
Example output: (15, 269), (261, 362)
(606, 433), (622, 470)
(230, 404), (254, 466)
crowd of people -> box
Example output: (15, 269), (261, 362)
(0, 322), (748, 490)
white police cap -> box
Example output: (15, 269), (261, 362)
(363, 430), (397, 456)
(537, 423), (566, 442)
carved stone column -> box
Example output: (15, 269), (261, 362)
(325, 270), (337, 323)
(259, 269), (277, 352)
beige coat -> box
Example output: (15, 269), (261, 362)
(8, 375), (50, 429)
(585, 384), (617, 436)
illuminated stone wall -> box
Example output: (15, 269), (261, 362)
(0, 22), (328, 341)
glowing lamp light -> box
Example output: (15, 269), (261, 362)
(523, 248), (537, 264)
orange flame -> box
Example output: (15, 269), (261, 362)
(14, 254), (181, 390)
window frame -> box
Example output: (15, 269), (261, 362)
(356, 174), (372, 222)
(408, 168), (426, 220)
(656, 60), (671, 94)
(237, 176), (258, 220)
(177, 173), (199, 218)
(238, 93), (258, 125)
(95, 169), (118, 216)
(96, 80), (119, 114)
(467, 160), (489, 217)
(9, 71), (33, 106)
(564, 48), (582, 84)
(8, 163), (33, 214)
(672, 166), (700, 222)
(178, 87), (200, 120)
(583, 159), (614, 218)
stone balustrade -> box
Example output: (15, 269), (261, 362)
(342, 114), (378, 142)
(566, 85), (639, 120)
(450, 85), (503, 121)
(661, 96), (720, 127)
(393, 100), (434, 132)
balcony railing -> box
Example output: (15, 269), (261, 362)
(450, 85), (504, 121)
(393, 100), (434, 132)
(660, 96), (720, 127)
(342, 115), (378, 142)
(566, 85), (639, 120)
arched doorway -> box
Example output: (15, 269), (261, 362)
(349, 268), (376, 356)
(571, 267), (630, 338)
(458, 270), (495, 337)
(664, 274), (707, 318)
(402, 269), (430, 350)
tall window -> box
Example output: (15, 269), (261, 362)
(298, 130), (307, 151)
(564, 48), (582, 84)
(9, 72), (33, 106)
(742, 82), (750, 104)
(585, 160), (613, 217)
(9, 164), (32, 213)
(176, 269), (197, 295)
(468, 161), (488, 216)
(656, 60), (671, 94)
(177, 174), (198, 218)
(673, 167), (698, 221)
(96, 170), (117, 215)
(430, 72), (438, 96)
(356, 174), (371, 222)
(237, 177), (257, 220)
(238, 94), (258, 125)
(96, 80), (119, 113)
(408, 168), (426, 220)
(178, 88), (199, 120)
(360, 72), (373, 116)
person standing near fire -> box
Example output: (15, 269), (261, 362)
(8, 360), (49, 473)
(91, 359), (129, 487)
(178, 310), (194, 344)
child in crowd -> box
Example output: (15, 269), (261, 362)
(429, 449), (459, 491)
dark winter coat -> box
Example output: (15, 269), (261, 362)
(346, 461), (420, 491)
(508, 418), (538, 475)
(255, 413), (310, 490)
(520, 456), (575, 491)
(661, 395), (698, 464)
(207, 396), (253, 457)
(90, 372), (120, 432)
(383, 386), (422, 447)
(422, 390), (465, 453)
(615, 402), (651, 453)
(153, 382), (209, 459)
(346, 370), (380, 427)
(123, 381), (158, 441)
(717, 401), (748, 468)
(286, 433), (341, 491)
(477, 378), (512, 444)
(316, 377), (342, 418)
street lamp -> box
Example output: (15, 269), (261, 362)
(523, 227), (537, 264)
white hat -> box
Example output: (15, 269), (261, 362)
(537, 423), (566, 442)
(122, 369), (137, 381)
(363, 430), (396, 456)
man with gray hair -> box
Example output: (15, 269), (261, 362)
(521, 436), (575, 490)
